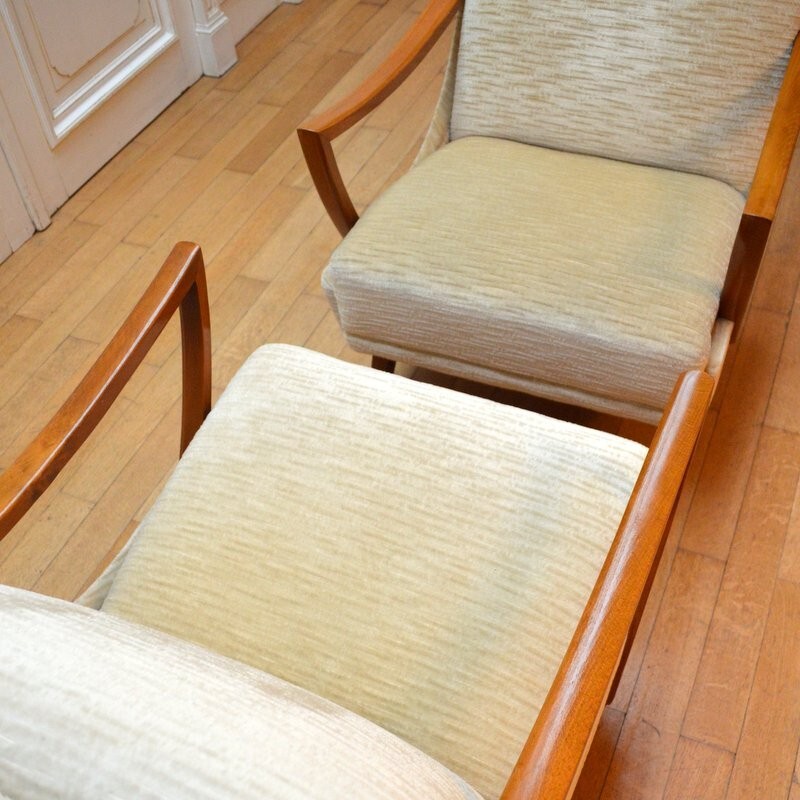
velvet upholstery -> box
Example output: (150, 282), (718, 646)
(100, 344), (647, 798)
(452, 0), (799, 194)
(317, 0), (798, 419)
(0, 586), (481, 800)
(324, 138), (743, 419)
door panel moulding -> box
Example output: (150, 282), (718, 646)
(0, 0), (291, 258)
(0, 0), (180, 146)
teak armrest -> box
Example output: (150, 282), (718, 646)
(0, 242), (211, 540)
(502, 370), (713, 800)
(298, 0), (461, 236)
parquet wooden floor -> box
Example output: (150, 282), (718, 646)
(1, 2), (799, 796)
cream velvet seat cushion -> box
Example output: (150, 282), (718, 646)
(322, 136), (744, 422)
(0, 586), (480, 800)
(100, 344), (647, 799)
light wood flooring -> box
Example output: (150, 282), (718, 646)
(1, 1), (800, 797)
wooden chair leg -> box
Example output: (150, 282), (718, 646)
(371, 356), (396, 373)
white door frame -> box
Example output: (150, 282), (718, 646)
(0, 143), (34, 258)
(0, 86), (57, 232)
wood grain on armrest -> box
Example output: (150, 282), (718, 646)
(0, 242), (211, 541)
(501, 370), (714, 800)
(716, 33), (800, 337)
(745, 32), (800, 220)
(718, 213), (772, 334)
(298, 0), (461, 235)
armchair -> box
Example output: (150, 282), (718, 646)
(299, 0), (800, 422)
(0, 245), (712, 798)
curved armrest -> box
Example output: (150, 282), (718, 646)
(501, 370), (714, 800)
(298, 0), (461, 236)
(0, 241), (211, 540)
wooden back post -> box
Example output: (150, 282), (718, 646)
(720, 33), (800, 334)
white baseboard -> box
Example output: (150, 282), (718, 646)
(223, 0), (282, 44)
(194, 6), (237, 76)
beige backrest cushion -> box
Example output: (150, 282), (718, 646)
(101, 344), (647, 799)
(451, 0), (799, 193)
(0, 585), (482, 800)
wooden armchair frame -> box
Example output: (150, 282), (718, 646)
(502, 369), (711, 798)
(299, 2), (800, 342)
(0, 232), (712, 798)
(0, 242), (211, 540)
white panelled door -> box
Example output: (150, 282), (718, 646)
(0, 0), (204, 225)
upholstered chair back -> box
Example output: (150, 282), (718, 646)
(450, 0), (800, 194)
